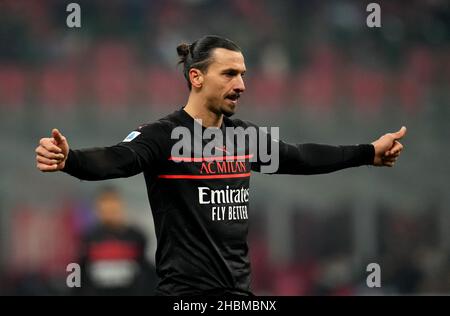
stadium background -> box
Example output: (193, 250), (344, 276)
(0, 0), (449, 295)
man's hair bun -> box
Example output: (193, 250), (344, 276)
(177, 43), (190, 63)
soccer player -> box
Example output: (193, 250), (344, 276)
(35, 35), (406, 296)
(75, 186), (157, 296)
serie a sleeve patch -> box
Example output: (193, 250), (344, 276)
(122, 131), (141, 142)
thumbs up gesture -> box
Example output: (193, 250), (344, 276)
(35, 129), (70, 172)
(371, 126), (407, 167)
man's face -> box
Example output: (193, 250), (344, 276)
(96, 193), (125, 228)
(199, 48), (246, 117)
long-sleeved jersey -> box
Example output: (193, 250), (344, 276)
(76, 224), (157, 296)
(63, 108), (374, 295)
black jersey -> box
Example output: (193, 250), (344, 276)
(77, 225), (157, 296)
(63, 108), (374, 295)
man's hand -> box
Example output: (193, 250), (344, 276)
(371, 126), (407, 167)
(36, 129), (70, 172)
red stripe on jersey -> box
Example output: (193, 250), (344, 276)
(158, 173), (251, 179)
(88, 241), (140, 261)
(169, 154), (253, 162)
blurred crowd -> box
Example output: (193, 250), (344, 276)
(249, 206), (450, 295)
(0, 0), (448, 112)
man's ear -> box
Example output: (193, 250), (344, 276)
(189, 68), (204, 89)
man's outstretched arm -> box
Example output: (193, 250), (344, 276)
(36, 129), (143, 180)
(256, 126), (406, 175)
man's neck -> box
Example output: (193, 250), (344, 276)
(183, 94), (223, 128)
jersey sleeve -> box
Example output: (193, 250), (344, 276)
(264, 141), (374, 174)
(118, 121), (168, 170)
(62, 122), (168, 181)
(239, 120), (374, 174)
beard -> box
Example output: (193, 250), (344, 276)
(221, 98), (238, 117)
(208, 101), (236, 118)
(222, 106), (236, 117)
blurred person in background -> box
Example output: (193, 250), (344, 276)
(75, 186), (157, 296)
(35, 35), (406, 296)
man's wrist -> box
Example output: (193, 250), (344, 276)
(62, 149), (76, 172)
(360, 144), (375, 165)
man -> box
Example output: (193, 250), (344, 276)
(35, 35), (406, 295)
(75, 186), (157, 296)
